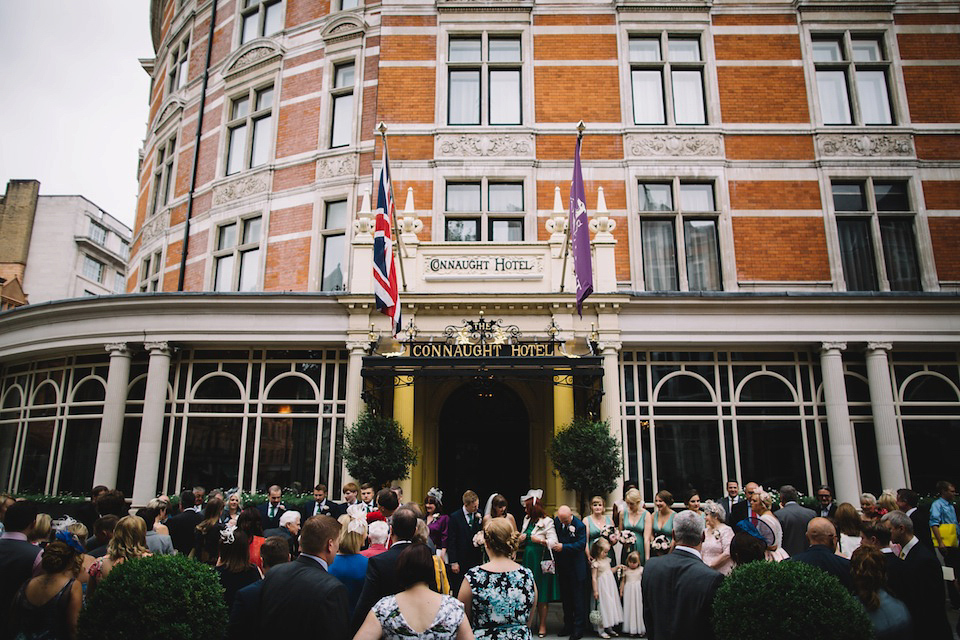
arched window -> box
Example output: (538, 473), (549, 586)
(59, 377), (106, 495)
(260, 374), (320, 492)
(0, 387), (24, 490)
(21, 381), (61, 493)
(181, 374), (246, 494)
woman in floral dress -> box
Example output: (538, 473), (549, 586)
(458, 518), (537, 640)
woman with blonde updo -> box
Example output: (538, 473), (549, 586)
(458, 518), (537, 640)
(749, 488), (788, 561)
(88, 515), (153, 596)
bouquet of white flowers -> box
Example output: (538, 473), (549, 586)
(472, 531), (485, 547)
(651, 534), (671, 554)
(619, 530), (637, 547)
(600, 524), (618, 543)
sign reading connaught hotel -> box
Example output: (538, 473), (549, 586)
(1, 0), (958, 516)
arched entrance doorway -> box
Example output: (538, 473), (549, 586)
(437, 381), (529, 522)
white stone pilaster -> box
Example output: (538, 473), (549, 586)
(341, 339), (369, 491)
(600, 341), (623, 506)
(865, 342), (907, 490)
(92, 343), (131, 489)
(132, 342), (171, 508)
(820, 342), (860, 505)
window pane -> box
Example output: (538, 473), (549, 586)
(680, 184), (714, 212)
(632, 70), (665, 124)
(489, 38), (521, 62)
(629, 39), (661, 62)
(641, 219), (678, 291)
(331, 93), (354, 147)
(832, 183), (866, 211)
(668, 39), (701, 62)
(241, 12), (258, 45)
(639, 183), (673, 211)
(490, 219), (523, 242)
(489, 70), (521, 124)
(219, 223), (238, 250)
(321, 233), (346, 291)
(837, 218), (878, 291)
(232, 96), (250, 120)
(251, 114), (273, 167)
(264, 1), (283, 37)
(152, 253), (162, 274)
(654, 421), (721, 500)
(445, 219), (479, 242)
(489, 183), (523, 212)
(335, 63), (355, 88)
(226, 124), (247, 174)
(326, 201), (348, 229)
(852, 39), (882, 62)
(817, 70), (852, 124)
(446, 183), (481, 211)
(83, 257), (103, 282)
(684, 219), (721, 291)
(449, 70), (480, 125)
(874, 182), (909, 211)
(238, 249), (260, 292)
(812, 40), (843, 62)
(243, 217), (262, 244)
(341, 0), (358, 9)
(177, 58), (189, 89)
(856, 71), (892, 124)
(256, 87), (274, 110)
(672, 70), (706, 124)
(880, 219), (921, 291)
(214, 254), (235, 291)
(449, 38), (481, 62)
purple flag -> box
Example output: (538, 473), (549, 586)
(569, 136), (593, 317)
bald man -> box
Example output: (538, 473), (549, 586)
(552, 505), (588, 640)
(787, 517), (853, 592)
(729, 481), (758, 524)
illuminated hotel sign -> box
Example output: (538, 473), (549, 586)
(407, 341), (558, 358)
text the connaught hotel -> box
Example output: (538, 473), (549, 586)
(1, 0), (958, 511)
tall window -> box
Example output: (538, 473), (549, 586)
(152, 136), (177, 214)
(639, 181), (721, 291)
(630, 35), (706, 125)
(82, 256), (104, 283)
(813, 34), (893, 125)
(831, 179), (920, 291)
(89, 222), (107, 246)
(339, 0), (358, 10)
(213, 216), (262, 292)
(448, 35), (522, 126)
(140, 250), (163, 292)
(167, 37), (190, 94)
(114, 272), (126, 294)
(240, 0), (283, 45)
(330, 62), (355, 148)
(321, 201), (347, 291)
(445, 181), (524, 242)
(226, 86), (274, 175)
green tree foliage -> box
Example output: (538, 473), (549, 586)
(712, 560), (871, 640)
(343, 410), (418, 488)
(78, 554), (227, 640)
(548, 417), (622, 515)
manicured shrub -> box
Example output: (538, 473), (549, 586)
(343, 410), (418, 488)
(548, 417), (622, 516)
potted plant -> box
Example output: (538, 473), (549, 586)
(548, 417), (622, 516)
(343, 410), (418, 488)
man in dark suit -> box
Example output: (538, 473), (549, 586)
(642, 509), (724, 640)
(719, 480), (741, 522)
(76, 485), (108, 532)
(258, 485), (287, 531)
(166, 489), (203, 555)
(788, 517), (853, 592)
(351, 506), (418, 631)
(860, 520), (910, 603)
(776, 484), (817, 557)
(896, 488), (933, 549)
(447, 489), (483, 598)
(258, 514), (349, 638)
(815, 485), (838, 520)
(552, 505), (589, 640)
(300, 483), (343, 520)
(264, 510), (301, 558)
(0, 501), (41, 613)
(729, 481), (758, 524)
(882, 510), (953, 640)
(227, 535), (291, 640)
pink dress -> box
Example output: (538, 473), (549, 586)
(702, 524), (734, 575)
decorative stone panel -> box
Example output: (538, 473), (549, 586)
(317, 155), (357, 179)
(436, 134), (535, 158)
(626, 134), (723, 157)
(140, 211), (169, 244)
(222, 39), (284, 81)
(212, 173), (269, 206)
(816, 134), (914, 157)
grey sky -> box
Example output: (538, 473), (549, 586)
(0, 2), (154, 228)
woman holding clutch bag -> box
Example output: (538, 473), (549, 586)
(517, 489), (559, 638)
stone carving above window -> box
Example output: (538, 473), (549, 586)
(222, 39), (284, 81)
(322, 15), (367, 45)
(317, 154), (357, 179)
(140, 211), (169, 244)
(627, 134), (723, 157)
(151, 96), (184, 135)
(817, 134), (914, 157)
(212, 173), (270, 205)
(437, 134), (534, 157)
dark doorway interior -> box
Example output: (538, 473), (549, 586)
(438, 381), (530, 524)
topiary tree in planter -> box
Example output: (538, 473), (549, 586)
(78, 554), (226, 640)
(548, 417), (622, 516)
(343, 410), (418, 488)
(712, 560), (871, 640)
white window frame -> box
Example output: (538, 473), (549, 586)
(809, 31), (897, 126)
(89, 221), (107, 247)
(212, 215), (264, 292)
(167, 36), (190, 94)
(441, 179), (527, 243)
(151, 135), (177, 215)
(239, 0), (284, 46)
(82, 255), (105, 284)
(627, 33), (709, 126)
(329, 60), (356, 149)
(443, 32), (525, 127)
(225, 84), (275, 176)
(320, 199), (348, 291)
(139, 249), (163, 292)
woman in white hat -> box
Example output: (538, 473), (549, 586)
(518, 489), (559, 637)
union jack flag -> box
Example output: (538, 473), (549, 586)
(373, 145), (401, 336)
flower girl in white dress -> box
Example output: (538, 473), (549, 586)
(619, 551), (645, 637)
(590, 538), (623, 639)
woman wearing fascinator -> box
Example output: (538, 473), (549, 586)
(215, 525), (262, 609)
(425, 487), (450, 562)
(518, 489), (559, 638)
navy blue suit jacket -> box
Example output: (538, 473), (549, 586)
(227, 580), (263, 640)
(787, 544), (853, 592)
(447, 508), (483, 569)
(554, 516), (588, 580)
(258, 502), (287, 531)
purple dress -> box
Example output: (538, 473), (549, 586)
(428, 514), (450, 551)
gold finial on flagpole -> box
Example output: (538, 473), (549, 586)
(576, 120), (585, 139)
(377, 121), (388, 136)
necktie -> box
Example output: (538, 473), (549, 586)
(899, 550), (906, 559)
(270, 505), (276, 518)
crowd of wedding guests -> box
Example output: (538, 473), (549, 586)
(0, 477), (957, 640)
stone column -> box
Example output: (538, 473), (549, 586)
(341, 340), (368, 490)
(132, 342), (171, 508)
(865, 342), (907, 490)
(394, 373), (415, 501)
(92, 343), (131, 489)
(820, 342), (860, 505)
(553, 372), (577, 513)
(600, 342), (624, 507)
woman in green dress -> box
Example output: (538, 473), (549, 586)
(586, 495), (618, 565)
(647, 490), (676, 559)
(618, 488), (651, 565)
(517, 489), (559, 638)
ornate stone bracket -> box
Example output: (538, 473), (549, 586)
(589, 216), (617, 234)
(817, 134), (914, 157)
(212, 173), (270, 206)
(437, 134), (534, 157)
(626, 133), (723, 157)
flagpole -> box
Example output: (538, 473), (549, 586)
(559, 120), (585, 293)
(377, 122), (408, 293)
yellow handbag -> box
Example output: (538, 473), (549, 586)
(936, 523), (957, 548)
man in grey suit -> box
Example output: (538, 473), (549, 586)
(642, 510), (724, 640)
(776, 484), (816, 557)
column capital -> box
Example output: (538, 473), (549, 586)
(866, 342), (893, 353)
(144, 341), (171, 355)
(820, 341), (847, 353)
(104, 342), (130, 356)
(599, 341), (622, 354)
(346, 340), (370, 354)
